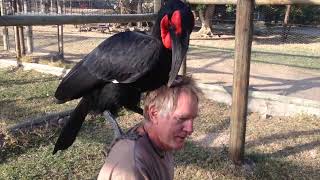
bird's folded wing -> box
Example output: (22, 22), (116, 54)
(55, 32), (163, 101)
(82, 31), (163, 83)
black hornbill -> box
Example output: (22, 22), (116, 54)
(52, 0), (194, 154)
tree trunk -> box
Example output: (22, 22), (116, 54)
(196, 5), (215, 36)
(282, 5), (291, 42)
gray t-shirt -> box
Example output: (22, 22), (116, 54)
(98, 132), (174, 180)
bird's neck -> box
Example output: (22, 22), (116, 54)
(151, 26), (161, 40)
(151, 14), (162, 40)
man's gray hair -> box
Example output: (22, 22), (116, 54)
(143, 76), (201, 120)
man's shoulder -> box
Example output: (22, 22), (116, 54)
(110, 135), (149, 155)
(108, 135), (154, 165)
(99, 133), (173, 180)
(98, 137), (147, 180)
(108, 138), (136, 159)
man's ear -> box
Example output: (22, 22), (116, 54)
(148, 105), (158, 124)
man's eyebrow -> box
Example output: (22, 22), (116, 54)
(178, 114), (198, 119)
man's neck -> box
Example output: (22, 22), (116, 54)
(143, 123), (167, 151)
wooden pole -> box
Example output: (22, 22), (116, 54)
(57, 0), (64, 60)
(186, 0), (320, 5)
(154, 0), (161, 13)
(12, 0), (22, 65)
(229, 0), (254, 164)
(17, 0), (26, 56)
(40, 0), (45, 13)
(69, 0), (71, 14)
(120, 0), (124, 14)
(180, 0), (187, 76)
(179, 57), (187, 75)
(24, 0), (33, 54)
(1, 0), (10, 51)
(50, 0), (54, 13)
(137, 0), (142, 28)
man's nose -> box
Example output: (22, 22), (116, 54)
(183, 119), (193, 135)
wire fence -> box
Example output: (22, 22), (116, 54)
(2, 0), (154, 15)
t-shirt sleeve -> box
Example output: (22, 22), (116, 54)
(97, 140), (149, 180)
(97, 162), (148, 180)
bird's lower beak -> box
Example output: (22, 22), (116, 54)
(167, 31), (190, 87)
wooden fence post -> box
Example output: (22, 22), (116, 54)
(24, 0), (33, 54)
(50, 0), (54, 13)
(154, 0), (161, 13)
(1, 0), (10, 51)
(137, 0), (142, 28)
(179, 0), (187, 75)
(12, 0), (22, 65)
(57, 0), (64, 60)
(17, 0), (26, 56)
(229, 0), (254, 164)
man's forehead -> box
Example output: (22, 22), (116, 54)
(177, 90), (198, 102)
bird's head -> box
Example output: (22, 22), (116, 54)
(153, 0), (194, 87)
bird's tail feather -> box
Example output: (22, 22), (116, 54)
(53, 98), (90, 154)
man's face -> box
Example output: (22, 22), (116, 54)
(154, 91), (198, 151)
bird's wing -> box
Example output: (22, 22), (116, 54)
(55, 32), (163, 101)
(82, 31), (163, 83)
(55, 60), (105, 101)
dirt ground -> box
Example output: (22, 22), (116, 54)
(1, 25), (319, 101)
(188, 39), (320, 101)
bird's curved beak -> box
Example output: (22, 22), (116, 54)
(167, 30), (190, 87)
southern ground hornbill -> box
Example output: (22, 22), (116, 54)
(53, 0), (194, 154)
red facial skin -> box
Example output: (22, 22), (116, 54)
(160, 10), (182, 49)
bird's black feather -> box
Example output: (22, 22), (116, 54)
(82, 32), (163, 83)
(53, 98), (90, 154)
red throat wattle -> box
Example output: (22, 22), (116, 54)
(160, 10), (182, 49)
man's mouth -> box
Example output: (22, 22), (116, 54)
(176, 136), (187, 142)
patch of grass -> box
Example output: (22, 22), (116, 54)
(0, 68), (319, 179)
(0, 68), (77, 125)
(0, 121), (108, 179)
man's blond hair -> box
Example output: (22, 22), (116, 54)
(143, 76), (201, 120)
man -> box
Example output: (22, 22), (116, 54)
(98, 76), (200, 180)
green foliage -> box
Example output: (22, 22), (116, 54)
(256, 5), (320, 25)
(290, 5), (320, 24)
(195, 4), (206, 11)
(256, 5), (285, 24)
(225, 5), (236, 16)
